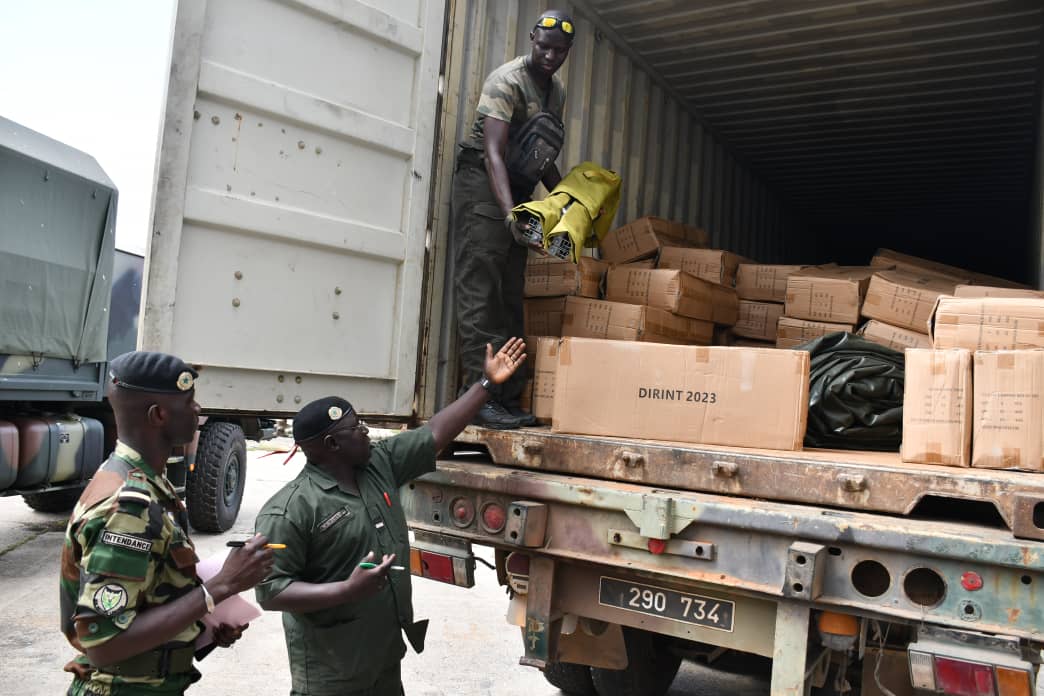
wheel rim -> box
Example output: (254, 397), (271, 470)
(223, 453), (241, 508)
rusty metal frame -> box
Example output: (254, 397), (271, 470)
(453, 426), (1044, 540)
(406, 461), (1044, 642)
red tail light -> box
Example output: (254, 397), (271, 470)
(934, 657), (995, 696)
(481, 502), (506, 533)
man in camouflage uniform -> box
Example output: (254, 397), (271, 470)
(254, 338), (528, 695)
(60, 351), (274, 695)
(452, 10), (574, 429)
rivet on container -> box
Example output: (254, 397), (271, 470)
(234, 271), (243, 280)
(276, 394), (284, 403)
(295, 376), (302, 384)
(332, 312), (340, 320)
(294, 396), (302, 404)
(334, 287), (342, 295)
(278, 375), (285, 383)
(232, 298), (241, 307)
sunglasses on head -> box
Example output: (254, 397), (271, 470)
(534, 16), (574, 36)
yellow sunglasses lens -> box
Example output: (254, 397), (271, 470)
(538, 17), (556, 28)
(561, 21), (574, 34)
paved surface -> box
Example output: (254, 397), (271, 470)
(0, 446), (770, 695)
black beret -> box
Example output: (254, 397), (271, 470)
(293, 396), (355, 443)
(109, 351), (198, 394)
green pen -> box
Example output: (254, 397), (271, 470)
(359, 561), (406, 570)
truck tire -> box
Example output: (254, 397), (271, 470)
(187, 422), (246, 533)
(22, 486), (85, 513)
(591, 628), (681, 696)
(542, 661), (596, 695)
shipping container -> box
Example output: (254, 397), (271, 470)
(143, 1), (1044, 693)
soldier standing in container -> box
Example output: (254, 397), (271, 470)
(254, 339), (527, 696)
(451, 10), (575, 429)
(59, 351), (274, 695)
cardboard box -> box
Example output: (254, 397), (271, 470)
(901, 349), (972, 467)
(930, 297), (1044, 351)
(657, 248), (750, 287)
(776, 317), (854, 349)
(524, 298), (567, 337)
(599, 216), (707, 265)
(870, 248), (1025, 288)
(552, 338), (809, 450)
(605, 268), (716, 321)
(530, 337), (558, 422)
(736, 264), (809, 303)
(785, 266), (876, 324)
(734, 300), (785, 341)
(615, 259), (656, 270)
(954, 285), (1044, 299)
(711, 284), (739, 326)
(560, 296), (712, 345)
(524, 256), (609, 298)
(972, 350), (1044, 471)
(862, 270), (959, 333)
(859, 320), (932, 351)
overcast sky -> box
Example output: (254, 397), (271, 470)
(0, 0), (177, 255)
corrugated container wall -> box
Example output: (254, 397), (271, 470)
(417, 1), (806, 415)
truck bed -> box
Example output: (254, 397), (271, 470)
(452, 426), (1044, 541)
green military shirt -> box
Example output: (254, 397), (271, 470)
(255, 426), (437, 696)
(60, 441), (202, 695)
(462, 55), (566, 152)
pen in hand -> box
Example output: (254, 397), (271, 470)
(359, 562), (406, 571)
(226, 541), (287, 549)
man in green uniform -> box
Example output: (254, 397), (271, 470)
(452, 10), (574, 429)
(60, 351), (275, 695)
(254, 338), (528, 696)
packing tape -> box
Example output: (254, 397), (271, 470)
(739, 349), (756, 391)
(692, 347), (710, 363)
(558, 338), (572, 366)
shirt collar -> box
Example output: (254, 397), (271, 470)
(302, 461), (342, 491)
(114, 440), (159, 480)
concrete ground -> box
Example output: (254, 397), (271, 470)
(0, 445), (775, 695)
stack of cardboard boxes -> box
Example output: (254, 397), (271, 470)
(518, 219), (1043, 470)
(520, 217), (811, 450)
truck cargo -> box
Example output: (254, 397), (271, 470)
(129, 0), (1044, 694)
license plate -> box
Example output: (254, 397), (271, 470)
(598, 576), (735, 632)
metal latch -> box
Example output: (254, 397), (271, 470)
(624, 494), (691, 540)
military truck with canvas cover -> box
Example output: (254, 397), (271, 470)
(0, 116), (256, 531)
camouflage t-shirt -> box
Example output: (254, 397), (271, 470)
(462, 55), (566, 151)
(60, 441), (202, 695)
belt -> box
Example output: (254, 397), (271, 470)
(103, 644), (195, 678)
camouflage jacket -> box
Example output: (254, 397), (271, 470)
(462, 55), (566, 152)
(60, 441), (202, 694)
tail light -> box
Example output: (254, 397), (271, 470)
(481, 502), (507, 533)
(909, 638), (1033, 696)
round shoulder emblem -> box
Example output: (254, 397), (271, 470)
(93, 583), (129, 616)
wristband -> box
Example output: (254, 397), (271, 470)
(479, 377), (493, 392)
(201, 584), (216, 613)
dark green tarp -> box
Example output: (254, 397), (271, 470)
(0, 116), (117, 364)
(802, 332), (905, 452)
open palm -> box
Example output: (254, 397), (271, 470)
(484, 337), (527, 385)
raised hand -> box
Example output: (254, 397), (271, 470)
(484, 337), (527, 385)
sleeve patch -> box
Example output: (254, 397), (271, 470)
(92, 583), (129, 616)
(101, 531), (153, 554)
